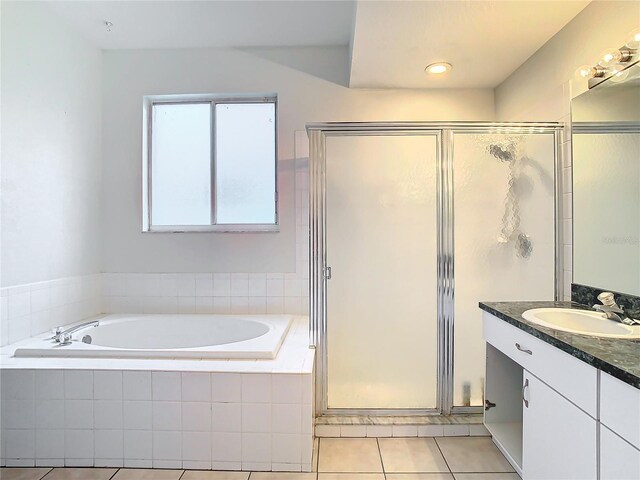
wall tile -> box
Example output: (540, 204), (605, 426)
(211, 432), (241, 462)
(123, 371), (152, 401)
(94, 429), (123, 460)
(152, 372), (181, 401)
(65, 400), (93, 429)
(94, 400), (123, 429)
(211, 403), (241, 433)
(242, 374), (271, 403)
(123, 430), (152, 460)
(64, 371), (93, 399)
(94, 371), (123, 400)
(36, 399), (64, 429)
(211, 374), (241, 403)
(182, 402), (211, 432)
(123, 400), (152, 430)
(181, 372), (211, 402)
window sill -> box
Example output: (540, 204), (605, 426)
(143, 224), (280, 233)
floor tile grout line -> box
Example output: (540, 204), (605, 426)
(434, 436), (453, 474)
(40, 467), (54, 479)
(375, 437), (386, 479)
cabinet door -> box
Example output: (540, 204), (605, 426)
(522, 371), (597, 480)
(600, 424), (640, 480)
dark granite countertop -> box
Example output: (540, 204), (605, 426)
(479, 301), (640, 389)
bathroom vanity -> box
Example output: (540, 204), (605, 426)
(480, 301), (640, 480)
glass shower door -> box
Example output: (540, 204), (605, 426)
(324, 133), (439, 410)
(452, 131), (557, 407)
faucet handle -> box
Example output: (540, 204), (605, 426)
(55, 333), (72, 345)
(49, 326), (64, 340)
(597, 292), (618, 308)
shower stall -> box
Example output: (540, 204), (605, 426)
(307, 122), (562, 417)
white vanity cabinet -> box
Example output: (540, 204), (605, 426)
(483, 311), (639, 480)
(522, 371), (597, 480)
(599, 371), (640, 480)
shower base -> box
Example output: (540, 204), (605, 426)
(314, 413), (487, 438)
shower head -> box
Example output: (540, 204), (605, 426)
(488, 143), (515, 162)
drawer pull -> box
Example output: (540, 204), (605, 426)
(522, 378), (530, 408)
(515, 343), (532, 355)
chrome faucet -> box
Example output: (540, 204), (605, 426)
(51, 320), (99, 345)
(593, 292), (640, 326)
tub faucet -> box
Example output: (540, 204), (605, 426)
(593, 292), (640, 326)
(51, 320), (99, 345)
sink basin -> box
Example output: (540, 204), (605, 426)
(522, 308), (640, 339)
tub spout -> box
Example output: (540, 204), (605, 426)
(52, 320), (99, 344)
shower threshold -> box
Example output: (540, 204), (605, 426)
(315, 413), (487, 437)
(316, 413), (483, 425)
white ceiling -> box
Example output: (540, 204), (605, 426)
(44, 0), (591, 89)
(349, 0), (590, 89)
(45, 1), (355, 49)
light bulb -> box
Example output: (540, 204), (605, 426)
(610, 64), (630, 83)
(575, 65), (606, 80)
(576, 65), (593, 79)
(599, 48), (632, 67)
(625, 29), (640, 49)
(599, 49), (621, 67)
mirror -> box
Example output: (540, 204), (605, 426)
(572, 62), (640, 296)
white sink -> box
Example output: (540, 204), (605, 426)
(521, 308), (640, 339)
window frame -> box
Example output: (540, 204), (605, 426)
(142, 93), (278, 233)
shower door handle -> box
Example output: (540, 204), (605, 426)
(324, 266), (332, 280)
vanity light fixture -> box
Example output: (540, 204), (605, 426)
(575, 33), (638, 88)
(425, 62), (452, 75)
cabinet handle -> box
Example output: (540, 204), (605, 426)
(515, 343), (532, 355)
(522, 378), (530, 408)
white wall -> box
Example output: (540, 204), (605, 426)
(1, 2), (103, 287)
(102, 46), (495, 275)
(494, 0), (639, 299)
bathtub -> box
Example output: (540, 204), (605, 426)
(13, 314), (293, 360)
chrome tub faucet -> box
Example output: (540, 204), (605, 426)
(51, 320), (99, 345)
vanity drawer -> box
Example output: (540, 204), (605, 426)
(600, 371), (640, 449)
(483, 312), (598, 417)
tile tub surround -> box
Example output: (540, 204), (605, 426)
(479, 301), (640, 388)
(101, 272), (309, 318)
(0, 318), (314, 471)
(0, 275), (103, 347)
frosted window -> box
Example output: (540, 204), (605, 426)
(151, 103), (211, 225)
(146, 96), (277, 230)
(215, 103), (276, 224)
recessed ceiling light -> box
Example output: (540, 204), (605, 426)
(425, 62), (452, 75)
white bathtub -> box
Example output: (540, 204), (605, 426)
(14, 314), (293, 360)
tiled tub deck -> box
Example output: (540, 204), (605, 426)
(0, 317), (314, 472)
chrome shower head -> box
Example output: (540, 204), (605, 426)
(488, 143), (515, 162)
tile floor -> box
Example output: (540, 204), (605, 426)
(0, 437), (520, 480)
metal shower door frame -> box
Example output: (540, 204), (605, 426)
(307, 122), (563, 417)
